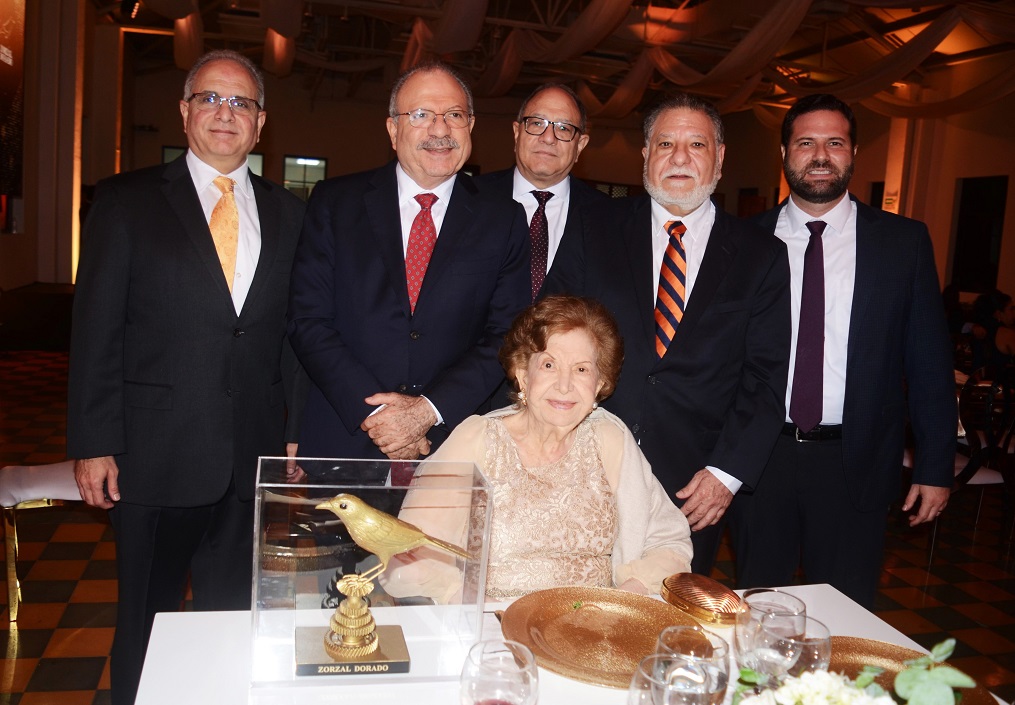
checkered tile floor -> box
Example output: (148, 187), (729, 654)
(2, 350), (1015, 703)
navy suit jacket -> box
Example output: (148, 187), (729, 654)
(475, 168), (607, 298)
(68, 155), (305, 504)
(548, 195), (792, 499)
(754, 197), (955, 509)
(288, 162), (531, 458)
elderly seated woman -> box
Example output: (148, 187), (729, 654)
(382, 296), (692, 603)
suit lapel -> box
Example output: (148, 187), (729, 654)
(625, 196), (657, 347)
(847, 198), (879, 361)
(240, 173), (280, 319)
(365, 163), (411, 318)
(161, 157), (236, 315)
(672, 206), (736, 346)
(416, 174), (476, 306)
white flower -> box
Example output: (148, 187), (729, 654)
(740, 671), (895, 705)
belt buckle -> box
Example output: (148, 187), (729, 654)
(795, 426), (809, 443)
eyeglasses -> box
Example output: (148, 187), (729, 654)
(188, 91), (262, 116)
(520, 116), (583, 142)
(394, 108), (473, 129)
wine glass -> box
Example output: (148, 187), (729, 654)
(733, 588), (807, 674)
(756, 613), (832, 680)
(628, 654), (711, 705)
(459, 639), (538, 705)
(654, 626), (730, 705)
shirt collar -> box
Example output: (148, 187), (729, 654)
(785, 192), (853, 236)
(395, 162), (456, 205)
(186, 150), (253, 198)
(512, 168), (571, 203)
(649, 196), (714, 243)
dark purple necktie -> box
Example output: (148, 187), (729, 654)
(529, 191), (553, 301)
(789, 220), (826, 433)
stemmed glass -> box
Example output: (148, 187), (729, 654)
(755, 612), (832, 680)
(459, 639), (539, 705)
(733, 588), (807, 674)
(628, 654), (711, 705)
(654, 625), (730, 705)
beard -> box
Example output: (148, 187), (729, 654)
(643, 162), (721, 213)
(784, 158), (853, 204)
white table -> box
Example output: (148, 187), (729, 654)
(136, 584), (923, 705)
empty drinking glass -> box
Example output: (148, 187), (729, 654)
(459, 639), (538, 705)
(733, 588), (807, 674)
(654, 626), (730, 705)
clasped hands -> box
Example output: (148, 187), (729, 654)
(361, 392), (437, 460)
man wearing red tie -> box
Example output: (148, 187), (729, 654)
(730, 94), (955, 608)
(288, 62), (530, 461)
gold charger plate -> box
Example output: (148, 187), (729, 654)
(830, 636), (994, 705)
(500, 586), (698, 689)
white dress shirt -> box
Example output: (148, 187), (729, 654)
(511, 169), (572, 271)
(649, 198), (742, 493)
(395, 164), (456, 254)
(187, 151), (260, 315)
(775, 193), (857, 425)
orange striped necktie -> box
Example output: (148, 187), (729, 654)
(654, 219), (687, 358)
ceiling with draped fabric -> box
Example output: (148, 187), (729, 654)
(100, 0), (1015, 121)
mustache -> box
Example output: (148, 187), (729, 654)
(417, 136), (460, 151)
(805, 159), (839, 172)
(662, 168), (696, 178)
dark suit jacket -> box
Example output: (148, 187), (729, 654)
(474, 168), (607, 298)
(547, 195), (791, 498)
(288, 162), (531, 458)
(754, 197), (955, 509)
(67, 155), (306, 505)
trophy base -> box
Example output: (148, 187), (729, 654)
(294, 625), (410, 676)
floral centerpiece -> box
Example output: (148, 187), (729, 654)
(736, 639), (977, 705)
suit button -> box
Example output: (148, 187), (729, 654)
(647, 375), (657, 384)
(397, 384), (408, 393)
(410, 331), (421, 340)
(233, 328), (244, 337)
(632, 423), (640, 433)
(225, 389), (233, 397)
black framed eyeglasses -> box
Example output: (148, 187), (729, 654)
(188, 91), (262, 116)
(394, 108), (473, 129)
(520, 116), (583, 142)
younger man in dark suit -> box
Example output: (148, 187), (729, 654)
(68, 51), (305, 705)
(729, 94), (954, 608)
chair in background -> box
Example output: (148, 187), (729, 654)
(0, 461), (81, 621)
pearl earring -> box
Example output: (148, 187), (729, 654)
(592, 401), (598, 410)
(518, 390), (527, 406)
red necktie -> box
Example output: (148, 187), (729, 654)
(405, 193), (438, 313)
(529, 191), (553, 301)
(789, 220), (827, 432)
(654, 220), (687, 358)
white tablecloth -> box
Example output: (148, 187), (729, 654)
(136, 583), (924, 705)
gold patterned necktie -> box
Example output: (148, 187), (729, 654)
(210, 176), (239, 293)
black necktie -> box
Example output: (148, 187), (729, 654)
(789, 220), (826, 432)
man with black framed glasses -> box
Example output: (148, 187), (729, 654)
(69, 49), (304, 705)
(478, 83), (606, 304)
(288, 61), (530, 463)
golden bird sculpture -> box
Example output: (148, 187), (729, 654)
(315, 493), (470, 582)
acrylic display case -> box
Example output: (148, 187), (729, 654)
(250, 457), (492, 690)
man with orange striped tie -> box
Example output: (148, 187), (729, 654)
(547, 94), (791, 574)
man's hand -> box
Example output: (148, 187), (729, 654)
(385, 437), (432, 461)
(902, 484), (950, 526)
(285, 442), (306, 483)
(675, 469), (733, 531)
(361, 393), (437, 454)
(75, 456), (120, 509)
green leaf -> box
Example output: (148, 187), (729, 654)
(738, 668), (765, 685)
(855, 665), (885, 688)
(862, 683), (890, 698)
(927, 665), (976, 688)
(930, 639), (956, 663)
(896, 667), (933, 699)
(904, 654), (934, 669)
(905, 678), (957, 705)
